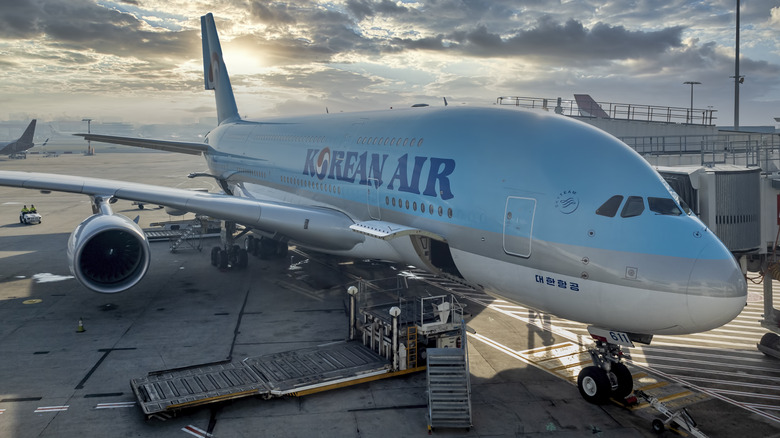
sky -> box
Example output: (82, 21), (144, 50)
(1, 0), (779, 129)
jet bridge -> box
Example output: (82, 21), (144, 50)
(129, 277), (469, 420)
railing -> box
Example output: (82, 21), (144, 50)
(620, 132), (780, 169)
(497, 96), (717, 126)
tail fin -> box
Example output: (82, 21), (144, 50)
(19, 119), (36, 144)
(201, 13), (239, 125)
(573, 94), (610, 119)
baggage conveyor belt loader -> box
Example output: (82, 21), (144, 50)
(130, 279), (470, 421)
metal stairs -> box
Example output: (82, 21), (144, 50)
(426, 346), (472, 431)
(169, 223), (198, 252)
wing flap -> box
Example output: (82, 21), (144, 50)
(75, 134), (208, 155)
(350, 220), (445, 241)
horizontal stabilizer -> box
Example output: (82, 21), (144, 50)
(75, 134), (208, 156)
(350, 220), (445, 241)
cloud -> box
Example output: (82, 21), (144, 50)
(0, 0), (197, 59)
(388, 18), (683, 64)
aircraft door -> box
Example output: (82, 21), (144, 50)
(367, 180), (381, 220)
(503, 196), (536, 257)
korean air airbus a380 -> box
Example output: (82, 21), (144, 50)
(0, 13), (746, 404)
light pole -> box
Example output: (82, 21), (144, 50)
(734, 0), (740, 130)
(683, 81), (701, 123)
(82, 118), (92, 155)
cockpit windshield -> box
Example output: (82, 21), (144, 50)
(596, 195), (687, 218)
(648, 197), (682, 216)
(620, 196), (644, 218)
(595, 195), (623, 217)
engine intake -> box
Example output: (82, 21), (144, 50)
(67, 213), (151, 293)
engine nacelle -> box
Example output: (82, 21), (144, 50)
(67, 213), (151, 294)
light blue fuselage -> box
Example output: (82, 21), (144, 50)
(202, 106), (746, 336)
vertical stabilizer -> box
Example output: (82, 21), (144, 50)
(201, 13), (239, 125)
(20, 119), (36, 144)
(573, 94), (610, 119)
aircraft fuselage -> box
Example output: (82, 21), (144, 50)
(201, 105), (747, 336)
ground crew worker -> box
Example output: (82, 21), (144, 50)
(21, 205), (29, 214)
(29, 204), (36, 213)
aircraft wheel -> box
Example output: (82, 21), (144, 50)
(138, 204), (144, 210)
(275, 242), (288, 258)
(210, 246), (220, 266)
(245, 235), (255, 253)
(759, 332), (780, 357)
(217, 249), (229, 269)
(610, 363), (634, 399)
(577, 366), (611, 404)
(258, 238), (275, 259)
(237, 249), (248, 268)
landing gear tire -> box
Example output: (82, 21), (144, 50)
(245, 235), (256, 253)
(257, 237), (276, 259)
(216, 249), (229, 269)
(275, 242), (288, 258)
(210, 246), (220, 266)
(578, 366), (611, 404)
(236, 248), (248, 268)
(759, 332), (780, 357)
(610, 362), (634, 399)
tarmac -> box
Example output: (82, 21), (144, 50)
(1, 151), (779, 437)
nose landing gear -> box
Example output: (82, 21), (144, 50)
(577, 326), (645, 404)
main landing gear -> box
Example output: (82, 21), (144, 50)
(209, 221), (289, 270)
(244, 235), (288, 260)
(209, 220), (248, 270)
(577, 326), (645, 404)
(210, 244), (248, 269)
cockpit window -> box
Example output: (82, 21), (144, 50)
(648, 197), (682, 216)
(596, 195), (624, 217)
(620, 196), (644, 218)
(679, 198), (693, 215)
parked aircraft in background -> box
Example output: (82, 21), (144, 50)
(0, 120), (37, 158)
(0, 13), (746, 404)
(574, 94), (611, 118)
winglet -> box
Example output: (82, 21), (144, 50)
(201, 13), (240, 125)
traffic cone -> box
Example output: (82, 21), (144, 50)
(76, 317), (85, 333)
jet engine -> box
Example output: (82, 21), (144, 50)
(67, 213), (151, 294)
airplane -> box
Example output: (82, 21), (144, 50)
(0, 119), (37, 158)
(0, 13), (746, 405)
(574, 94), (611, 118)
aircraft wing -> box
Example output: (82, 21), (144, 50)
(0, 171), (363, 251)
(75, 134), (209, 156)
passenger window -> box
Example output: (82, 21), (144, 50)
(596, 195), (623, 217)
(648, 197), (682, 216)
(620, 196), (645, 218)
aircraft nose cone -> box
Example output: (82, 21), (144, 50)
(686, 241), (747, 332)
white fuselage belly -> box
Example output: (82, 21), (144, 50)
(450, 248), (743, 336)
